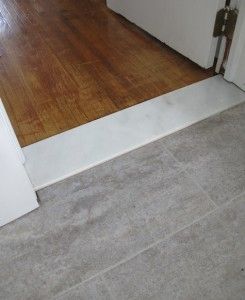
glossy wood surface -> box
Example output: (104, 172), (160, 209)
(0, 0), (213, 146)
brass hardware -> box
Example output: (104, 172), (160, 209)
(225, 9), (238, 39)
(213, 7), (238, 38)
(213, 8), (227, 37)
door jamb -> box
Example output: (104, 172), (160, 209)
(225, 0), (245, 82)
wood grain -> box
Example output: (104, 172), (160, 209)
(0, 0), (213, 146)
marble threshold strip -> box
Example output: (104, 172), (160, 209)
(23, 75), (245, 191)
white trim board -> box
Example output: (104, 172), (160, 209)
(23, 75), (245, 191)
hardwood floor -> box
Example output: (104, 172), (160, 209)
(0, 0), (213, 146)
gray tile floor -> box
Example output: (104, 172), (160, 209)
(1, 103), (245, 300)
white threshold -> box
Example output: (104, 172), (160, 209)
(23, 75), (245, 191)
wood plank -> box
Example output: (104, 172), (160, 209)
(0, 0), (213, 146)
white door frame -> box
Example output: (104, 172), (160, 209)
(0, 101), (25, 164)
(225, 0), (245, 89)
(0, 99), (38, 227)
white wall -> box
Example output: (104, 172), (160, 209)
(0, 101), (38, 227)
(107, 0), (225, 68)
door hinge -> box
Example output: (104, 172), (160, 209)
(213, 7), (238, 38)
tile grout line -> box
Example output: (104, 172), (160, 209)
(53, 190), (245, 300)
(162, 144), (219, 208)
(163, 142), (245, 210)
(184, 170), (219, 208)
(52, 206), (218, 299)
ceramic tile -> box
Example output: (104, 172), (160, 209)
(55, 277), (111, 300)
(163, 103), (245, 205)
(0, 141), (214, 299)
(104, 194), (245, 300)
(37, 138), (182, 202)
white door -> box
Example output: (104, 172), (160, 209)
(225, 0), (245, 91)
(107, 0), (226, 68)
(0, 101), (39, 227)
